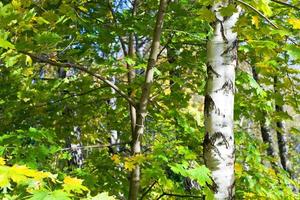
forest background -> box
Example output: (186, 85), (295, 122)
(0, 0), (299, 199)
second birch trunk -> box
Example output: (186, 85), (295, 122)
(203, 2), (240, 199)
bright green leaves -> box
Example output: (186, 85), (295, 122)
(0, 128), (60, 169)
(235, 132), (298, 199)
(169, 163), (211, 186)
(197, 8), (215, 22)
(219, 4), (237, 17)
(34, 31), (61, 48)
(86, 192), (116, 200)
(244, 0), (272, 16)
(168, 163), (213, 198)
(29, 190), (71, 200)
(284, 44), (300, 61)
(0, 31), (14, 49)
(0, 38), (15, 50)
(236, 71), (266, 97)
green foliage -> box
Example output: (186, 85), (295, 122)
(0, 157), (115, 200)
(0, 0), (299, 199)
(235, 132), (299, 199)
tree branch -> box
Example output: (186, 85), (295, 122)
(61, 142), (129, 151)
(107, 1), (128, 56)
(270, 0), (300, 10)
(20, 51), (137, 107)
(156, 192), (203, 200)
(34, 86), (109, 108)
(236, 0), (278, 29)
(140, 181), (157, 200)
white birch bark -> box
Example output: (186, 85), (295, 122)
(203, 2), (240, 199)
(108, 76), (120, 152)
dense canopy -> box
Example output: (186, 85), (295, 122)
(0, 0), (299, 199)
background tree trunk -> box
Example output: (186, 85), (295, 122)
(274, 76), (291, 174)
(203, 2), (240, 199)
(252, 67), (278, 167)
(128, 1), (168, 199)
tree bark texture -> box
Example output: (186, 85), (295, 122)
(128, 0), (138, 135)
(274, 76), (291, 174)
(128, 1), (168, 199)
(108, 76), (120, 153)
(203, 2), (240, 199)
(57, 67), (84, 168)
(252, 67), (278, 163)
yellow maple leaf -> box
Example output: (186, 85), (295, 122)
(251, 16), (259, 28)
(124, 161), (135, 171)
(288, 18), (300, 29)
(111, 154), (121, 165)
(63, 176), (88, 193)
(64, 176), (83, 186)
(0, 157), (5, 166)
(268, 168), (276, 177)
(234, 163), (243, 177)
(0, 174), (10, 188)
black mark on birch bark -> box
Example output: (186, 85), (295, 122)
(228, 180), (235, 200)
(204, 95), (220, 115)
(221, 39), (237, 56)
(212, 131), (229, 149)
(207, 64), (221, 78)
(218, 19), (228, 43)
(215, 80), (234, 94)
(204, 132), (223, 159)
(204, 131), (229, 160)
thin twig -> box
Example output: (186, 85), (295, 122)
(107, 1), (128, 56)
(157, 192), (203, 199)
(34, 86), (108, 108)
(61, 142), (129, 151)
(20, 51), (137, 107)
(270, 0), (300, 10)
(140, 180), (157, 200)
(236, 0), (278, 29)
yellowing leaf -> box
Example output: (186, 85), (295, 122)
(268, 168), (276, 177)
(111, 155), (121, 165)
(63, 176), (88, 193)
(12, 0), (21, 9)
(78, 6), (88, 12)
(23, 68), (34, 76)
(235, 163), (243, 177)
(124, 155), (145, 171)
(124, 161), (135, 171)
(288, 18), (300, 29)
(0, 174), (10, 188)
(63, 176), (83, 186)
(25, 55), (32, 66)
(257, 0), (272, 16)
(0, 158), (5, 166)
(251, 16), (259, 28)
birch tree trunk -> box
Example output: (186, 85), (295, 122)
(203, 2), (240, 199)
(128, 0), (167, 199)
(108, 76), (120, 153)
